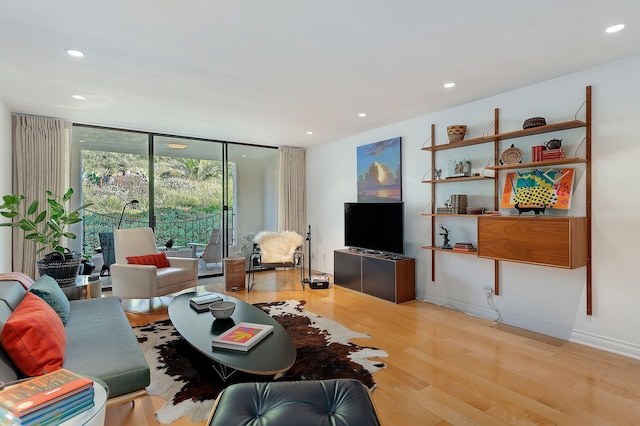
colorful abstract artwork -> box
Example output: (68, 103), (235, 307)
(501, 168), (575, 210)
(357, 137), (402, 202)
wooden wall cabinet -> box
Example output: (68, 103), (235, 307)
(477, 216), (587, 268)
(334, 249), (415, 303)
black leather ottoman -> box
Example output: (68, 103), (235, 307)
(207, 379), (381, 426)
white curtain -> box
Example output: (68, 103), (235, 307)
(12, 115), (70, 277)
(277, 146), (306, 236)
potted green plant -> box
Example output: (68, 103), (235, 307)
(0, 188), (92, 285)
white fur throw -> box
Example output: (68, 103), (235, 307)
(254, 231), (304, 264)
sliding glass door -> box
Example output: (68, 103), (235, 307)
(72, 125), (278, 278)
(153, 136), (226, 276)
(227, 144), (279, 264)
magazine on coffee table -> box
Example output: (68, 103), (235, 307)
(212, 322), (274, 351)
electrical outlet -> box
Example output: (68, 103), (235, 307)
(482, 286), (493, 296)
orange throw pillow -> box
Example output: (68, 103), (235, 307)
(1, 292), (66, 376)
(126, 251), (171, 268)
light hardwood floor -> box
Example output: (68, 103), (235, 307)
(105, 270), (640, 425)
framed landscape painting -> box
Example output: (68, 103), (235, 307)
(357, 137), (402, 202)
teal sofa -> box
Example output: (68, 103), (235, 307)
(0, 279), (150, 404)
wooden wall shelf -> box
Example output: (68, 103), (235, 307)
(421, 85), (592, 314)
(421, 176), (494, 183)
(421, 213), (484, 217)
(422, 120), (587, 152)
(421, 246), (478, 255)
(486, 158), (587, 171)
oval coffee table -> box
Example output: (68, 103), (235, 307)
(168, 292), (296, 380)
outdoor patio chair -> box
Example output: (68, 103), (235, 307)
(98, 232), (115, 276)
(189, 228), (222, 270)
(247, 231), (304, 292)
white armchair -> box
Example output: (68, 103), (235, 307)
(111, 227), (198, 300)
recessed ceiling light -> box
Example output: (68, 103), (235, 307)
(167, 143), (187, 149)
(66, 49), (84, 57)
(72, 95), (86, 100)
(358, 113), (367, 117)
(606, 24), (625, 33)
(444, 82), (456, 88)
(306, 131), (313, 135)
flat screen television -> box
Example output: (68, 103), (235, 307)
(344, 202), (404, 255)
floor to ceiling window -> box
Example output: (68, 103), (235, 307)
(71, 125), (278, 278)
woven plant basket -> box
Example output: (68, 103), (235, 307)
(447, 125), (467, 143)
(37, 254), (81, 286)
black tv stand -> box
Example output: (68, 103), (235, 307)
(333, 249), (415, 303)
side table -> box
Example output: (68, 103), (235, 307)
(60, 381), (107, 426)
(224, 257), (246, 291)
(61, 275), (103, 300)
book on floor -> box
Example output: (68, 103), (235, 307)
(0, 368), (93, 418)
(190, 293), (223, 311)
(212, 322), (274, 351)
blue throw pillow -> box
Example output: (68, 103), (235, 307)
(29, 275), (71, 325)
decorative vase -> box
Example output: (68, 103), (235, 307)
(81, 259), (96, 275)
(447, 125), (467, 143)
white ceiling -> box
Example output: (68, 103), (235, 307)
(1, 1), (639, 148)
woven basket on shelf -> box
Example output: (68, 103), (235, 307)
(447, 125), (467, 142)
(522, 117), (546, 129)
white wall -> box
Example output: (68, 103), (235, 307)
(234, 155), (278, 254)
(307, 55), (640, 359)
(0, 101), (11, 272)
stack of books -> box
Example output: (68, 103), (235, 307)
(452, 242), (477, 252)
(540, 148), (566, 161)
(190, 293), (223, 312)
(436, 207), (453, 214)
(0, 369), (94, 425)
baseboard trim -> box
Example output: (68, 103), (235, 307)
(570, 330), (640, 360)
(417, 294), (640, 361)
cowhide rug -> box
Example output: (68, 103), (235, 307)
(133, 300), (388, 424)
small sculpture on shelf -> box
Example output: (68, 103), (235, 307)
(433, 168), (443, 180)
(439, 225), (452, 250)
(436, 199), (453, 214)
(514, 203), (546, 215)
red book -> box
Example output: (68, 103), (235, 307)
(0, 369), (93, 417)
(531, 146), (544, 162)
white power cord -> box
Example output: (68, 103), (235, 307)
(486, 293), (503, 322)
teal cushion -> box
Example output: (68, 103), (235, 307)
(29, 275), (71, 325)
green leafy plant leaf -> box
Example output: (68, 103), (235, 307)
(0, 188), (92, 259)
